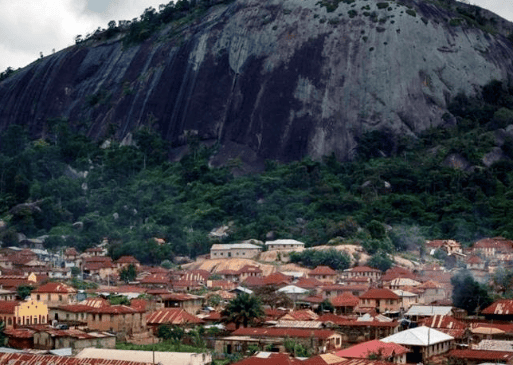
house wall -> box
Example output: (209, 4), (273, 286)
(310, 274), (337, 284)
(216, 334), (341, 355)
(86, 312), (145, 337)
(50, 310), (145, 338)
(0, 293), (16, 301)
(392, 354), (407, 364)
(34, 332), (54, 350)
(15, 300), (48, 326)
(423, 288), (447, 303)
(421, 340), (452, 359)
(210, 248), (261, 259)
(164, 299), (203, 315)
(399, 296), (419, 310)
(267, 243), (304, 250)
(31, 292), (75, 308)
(359, 298), (401, 313)
(348, 271), (382, 281)
(0, 314), (16, 328)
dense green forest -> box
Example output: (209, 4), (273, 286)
(1, 80), (513, 264)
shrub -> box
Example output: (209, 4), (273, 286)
(405, 9), (416, 17)
(377, 2), (389, 9)
(450, 18), (463, 26)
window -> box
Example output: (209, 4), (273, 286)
(37, 294), (40, 300)
(59, 295), (63, 302)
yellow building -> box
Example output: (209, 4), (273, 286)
(0, 300), (48, 328)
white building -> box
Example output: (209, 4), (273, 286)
(210, 242), (262, 259)
(265, 239), (305, 251)
(381, 326), (454, 362)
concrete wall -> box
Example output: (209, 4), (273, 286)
(210, 248), (261, 259)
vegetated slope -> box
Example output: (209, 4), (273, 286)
(1, 0), (513, 167)
(2, 77), (513, 264)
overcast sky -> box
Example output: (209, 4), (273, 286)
(0, 0), (512, 73)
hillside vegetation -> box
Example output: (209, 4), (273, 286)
(1, 80), (513, 264)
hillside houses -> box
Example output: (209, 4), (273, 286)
(2, 236), (513, 365)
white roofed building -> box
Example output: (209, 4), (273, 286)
(381, 326), (454, 362)
(405, 305), (453, 321)
(265, 239), (305, 251)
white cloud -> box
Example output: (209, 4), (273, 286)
(0, 0), (165, 72)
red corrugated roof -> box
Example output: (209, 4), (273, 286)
(423, 315), (466, 329)
(64, 248), (78, 256)
(317, 314), (399, 328)
(203, 311), (221, 321)
(4, 328), (35, 338)
(467, 255), (483, 264)
(232, 327), (338, 339)
(159, 293), (198, 301)
(146, 308), (203, 325)
(0, 277), (32, 289)
(470, 322), (513, 333)
(130, 299), (149, 311)
(0, 301), (20, 314)
(280, 310), (318, 321)
(33, 282), (76, 294)
(232, 353), (303, 365)
(482, 299), (513, 315)
(382, 267), (417, 282)
(139, 274), (170, 284)
(295, 277), (323, 289)
(331, 292), (360, 307)
(0, 353), (151, 365)
(448, 349), (513, 361)
(310, 266), (338, 275)
(115, 256), (140, 264)
(242, 276), (265, 287)
(263, 272), (292, 286)
(360, 288), (399, 300)
(303, 295), (324, 304)
(58, 303), (141, 314)
(237, 265), (262, 274)
(334, 340), (410, 359)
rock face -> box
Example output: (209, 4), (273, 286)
(1, 0), (513, 165)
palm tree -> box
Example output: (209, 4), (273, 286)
(221, 293), (264, 329)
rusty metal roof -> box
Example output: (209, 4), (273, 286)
(146, 308), (203, 325)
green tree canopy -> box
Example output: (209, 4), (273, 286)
(253, 285), (293, 309)
(16, 285), (34, 300)
(367, 251), (394, 272)
(451, 271), (492, 315)
(120, 263), (137, 283)
(221, 293), (264, 329)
